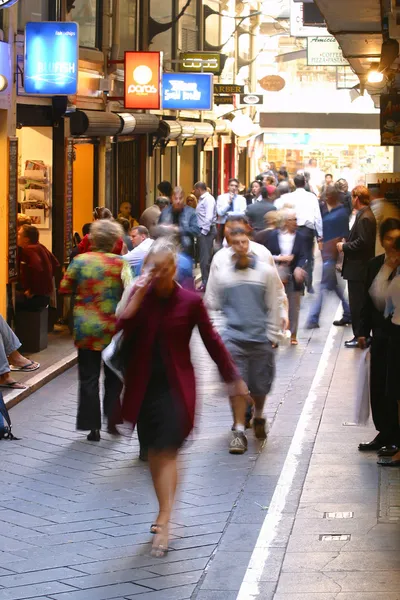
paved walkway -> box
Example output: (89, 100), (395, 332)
(1, 292), (399, 600)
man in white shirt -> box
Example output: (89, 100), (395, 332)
(193, 181), (217, 287)
(123, 226), (153, 276)
(282, 174), (323, 293)
(216, 178), (247, 235)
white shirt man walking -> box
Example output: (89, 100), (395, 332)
(193, 182), (217, 288)
(123, 226), (153, 276)
(279, 174), (323, 293)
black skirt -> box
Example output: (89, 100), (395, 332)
(136, 339), (185, 451)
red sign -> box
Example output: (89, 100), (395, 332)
(124, 51), (161, 110)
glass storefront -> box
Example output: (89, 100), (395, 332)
(70, 0), (99, 49)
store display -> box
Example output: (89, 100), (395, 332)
(19, 160), (51, 229)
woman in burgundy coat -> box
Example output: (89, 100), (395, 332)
(118, 239), (248, 557)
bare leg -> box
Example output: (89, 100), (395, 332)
(253, 395), (266, 418)
(230, 394), (247, 429)
(252, 394), (268, 439)
(148, 449), (178, 556)
(8, 351), (39, 370)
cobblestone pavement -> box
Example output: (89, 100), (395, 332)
(2, 292), (399, 600)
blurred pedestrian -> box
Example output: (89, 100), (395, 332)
(216, 179), (246, 242)
(335, 179), (353, 216)
(0, 315), (40, 390)
(358, 218), (400, 454)
(117, 217), (133, 252)
(265, 209), (307, 345)
(60, 220), (132, 441)
(157, 181), (173, 201)
(186, 193), (197, 209)
(140, 197), (169, 233)
(246, 180), (262, 206)
(118, 201), (138, 229)
(118, 239), (248, 555)
(78, 207), (124, 255)
(159, 186), (200, 258)
(282, 174), (323, 293)
(378, 235), (400, 467)
(306, 186), (350, 330)
(336, 185), (376, 347)
(205, 228), (283, 449)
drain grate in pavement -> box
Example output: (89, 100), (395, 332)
(319, 534), (351, 541)
(323, 512), (354, 519)
(379, 468), (400, 523)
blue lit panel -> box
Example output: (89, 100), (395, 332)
(162, 73), (213, 110)
(24, 22), (79, 95)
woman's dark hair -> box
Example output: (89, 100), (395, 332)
(395, 236), (400, 251)
(379, 218), (400, 243)
(93, 207), (113, 220)
(260, 186), (269, 200)
(158, 181), (173, 197)
(82, 223), (91, 236)
(278, 168), (288, 179)
(117, 217), (131, 234)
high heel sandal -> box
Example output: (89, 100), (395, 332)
(151, 524), (169, 558)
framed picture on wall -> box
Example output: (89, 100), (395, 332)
(23, 207), (49, 229)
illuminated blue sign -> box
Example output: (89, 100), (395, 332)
(162, 73), (213, 110)
(24, 22), (79, 95)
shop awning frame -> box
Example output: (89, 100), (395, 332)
(68, 109), (160, 137)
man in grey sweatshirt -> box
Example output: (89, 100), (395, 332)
(205, 227), (283, 454)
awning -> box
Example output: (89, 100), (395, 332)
(157, 120), (214, 141)
(69, 110), (160, 137)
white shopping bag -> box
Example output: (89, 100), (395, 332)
(102, 331), (125, 383)
(353, 348), (371, 425)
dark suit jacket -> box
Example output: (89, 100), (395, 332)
(246, 200), (276, 232)
(342, 206), (376, 282)
(359, 254), (394, 338)
(265, 229), (307, 291)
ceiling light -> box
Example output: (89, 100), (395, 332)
(367, 68), (384, 83)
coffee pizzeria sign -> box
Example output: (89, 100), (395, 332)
(307, 36), (348, 67)
(0, 0), (19, 7)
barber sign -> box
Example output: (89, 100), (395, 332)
(124, 52), (161, 110)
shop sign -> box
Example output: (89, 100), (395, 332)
(24, 22), (79, 95)
(124, 51), (161, 110)
(259, 75), (285, 92)
(214, 94), (234, 105)
(307, 36), (348, 66)
(0, 0), (19, 8)
(162, 73), (213, 110)
(214, 83), (244, 94)
(380, 94), (400, 146)
(263, 132), (310, 145)
(290, 0), (328, 37)
(179, 52), (223, 75)
(239, 94), (263, 106)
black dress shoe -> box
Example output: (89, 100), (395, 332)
(345, 337), (359, 348)
(378, 459), (400, 467)
(87, 429), (101, 442)
(358, 439), (385, 452)
(333, 318), (352, 326)
(377, 445), (399, 457)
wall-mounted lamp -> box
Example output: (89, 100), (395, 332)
(367, 68), (384, 84)
(0, 74), (8, 92)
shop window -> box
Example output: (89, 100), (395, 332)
(149, 0), (172, 63)
(18, 0), (49, 30)
(179, 0), (197, 52)
(70, 0), (102, 49)
(119, 0), (137, 56)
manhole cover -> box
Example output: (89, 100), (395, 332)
(324, 512), (354, 519)
(379, 468), (400, 523)
(319, 534), (351, 541)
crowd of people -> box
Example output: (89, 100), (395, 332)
(5, 160), (399, 558)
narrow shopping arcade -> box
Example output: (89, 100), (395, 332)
(1, 294), (399, 600)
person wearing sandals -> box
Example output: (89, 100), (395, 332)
(263, 209), (307, 345)
(205, 228), (283, 445)
(118, 239), (248, 557)
(60, 220), (133, 441)
(0, 315), (40, 390)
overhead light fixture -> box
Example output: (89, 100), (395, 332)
(367, 68), (384, 83)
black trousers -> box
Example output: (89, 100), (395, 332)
(347, 280), (364, 338)
(370, 334), (400, 444)
(387, 322), (400, 437)
(77, 348), (123, 431)
(298, 226), (315, 291)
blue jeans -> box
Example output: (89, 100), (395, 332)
(307, 261), (351, 326)
(0, 315), (21, 376)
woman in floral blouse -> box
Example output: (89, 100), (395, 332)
(60, 220), (132, 441)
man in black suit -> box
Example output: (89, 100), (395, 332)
(245, 186), (276, 234)
(336, 186), (376, 348)
(358, 218), (400, 452)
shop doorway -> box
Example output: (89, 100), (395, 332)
(115, 139), (141, 222)
(73, 143), (97, 238)
(179, 144), (195, 196)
